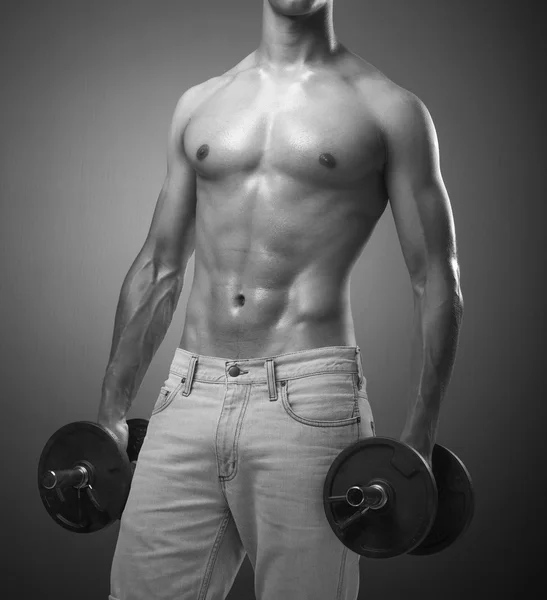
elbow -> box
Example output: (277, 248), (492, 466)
(153, 255), (187, 292)
(456, 288), (464, 311)
(442, 277), (464, 326)
(418, 261), (464, 310)
(133, 245), (184, 296)
(451, 262), (464, 314)
(146, 237), (193, 281)
(455, 289), (464, 324)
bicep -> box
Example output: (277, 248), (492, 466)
(383, 92), (459, 294)
(145, 91), (199, 271)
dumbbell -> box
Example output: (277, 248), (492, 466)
(38, 418), (149, 533)
(323, 437), (475, 558)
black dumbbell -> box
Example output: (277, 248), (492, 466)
(38, 418), (149, 534)
(323, 437), (475, 558)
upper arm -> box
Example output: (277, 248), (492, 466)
(144, 86), (201, 271)
(381, 89), (462, 297)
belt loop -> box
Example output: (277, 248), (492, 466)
(181, 355), (198, 396)
(355, 346), (365, 391)
(264, 359), (278, 402)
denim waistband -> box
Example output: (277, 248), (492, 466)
(168, 345), (366, 402)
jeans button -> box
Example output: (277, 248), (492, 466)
(228, 365), (241, 377)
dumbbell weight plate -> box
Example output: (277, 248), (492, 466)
(38, 421), (132, 534)
(323, 437), (438, 559)
(409, 444), (475, 555)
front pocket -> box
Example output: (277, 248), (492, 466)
(280, 372), (360, 428)
(151, 377), (184, 416)
(355, 389), (376, 438)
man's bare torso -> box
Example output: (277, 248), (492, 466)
(179, 47), (394, 359)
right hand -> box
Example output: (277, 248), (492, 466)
(98, 416), (129, 458)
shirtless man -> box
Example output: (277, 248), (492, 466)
(98, 1), (463, 599)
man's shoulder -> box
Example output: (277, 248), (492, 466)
(174, 53), (256, 121)
(175, 76), (230, 116)
(342, 51), (431, 144)
(342, 51), (420, 115)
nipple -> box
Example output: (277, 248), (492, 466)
(319, 152), (337, 169)
(196, 144), (209, 160)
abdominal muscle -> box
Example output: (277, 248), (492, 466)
(178, 179), (385, 360)
(179, 262), (357, 360)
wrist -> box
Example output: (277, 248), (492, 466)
(98, 393), (128, 424)
(400, 431), (432, 451)
(400, 431), (434, 465)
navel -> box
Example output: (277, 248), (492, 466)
(234, 294), (246, 307)
(196, 144), (209, 160)
(319, 152), (337, 169)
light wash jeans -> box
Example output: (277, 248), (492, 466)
(109, 345), (375, 600)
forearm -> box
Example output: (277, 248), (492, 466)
(401, 272), (464, 455)
(98, 248), (184, 421)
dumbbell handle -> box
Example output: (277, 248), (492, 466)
(41, 464), (90, 490)
(326, 482), (389, 509)
(325, 483), (390, 533)
(345, 483), (389, 509)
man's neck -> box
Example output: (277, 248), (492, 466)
(256, 0), (339, 72)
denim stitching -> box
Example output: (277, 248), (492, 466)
(192, 370), (360, 385)
(265, 359), (278, 401)
(280, 381), (360, 428)
(355, 347), (365, 391)
(277, 370), (359, 382)
(336, 546), (349, 600)
(214, 386), (229, 481)
(220, 384), (251, 481)
(350, 374), (361, 421)
(197, 508), (232, 600)
(181, 355), (198, 396)
(151, 381), (184, 416)
(176, 345), (360, 362)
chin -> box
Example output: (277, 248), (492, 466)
(268, 0), (326, 17)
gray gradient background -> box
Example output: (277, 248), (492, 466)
(1, 1), (545, 598)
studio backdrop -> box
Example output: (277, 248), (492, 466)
(1, 1), (545, 599)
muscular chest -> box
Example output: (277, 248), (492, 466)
(183, 74), (384, 188)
